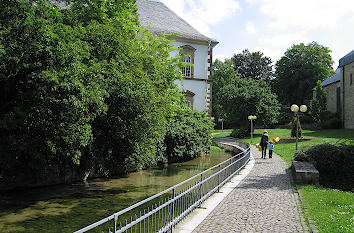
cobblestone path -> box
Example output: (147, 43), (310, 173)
(193, 142), (309, 232)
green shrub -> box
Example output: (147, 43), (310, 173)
(277, 106), (293, 125)
(301, 114), (314, 124)
(294, 144), (354, 190)
(231, 127), (249, 139)
(321, 117), (341, 129)
(320, 112), (342, 129)
(164, 105), (213, 163)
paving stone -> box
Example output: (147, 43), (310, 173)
(192, 142), (309, 233)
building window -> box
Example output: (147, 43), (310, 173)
(184, 90), (195, 109)
(179, 45), (196, 78)
(181, 55), (192, 78)
(351, 73), (353, 85)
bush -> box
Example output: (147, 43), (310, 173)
(164, 105), (213, 163)
(277, 106), (294, 125)
(320, 112), (342, 129)
(231, 127), (249, 139)
(301, 114), (314, 124)
(294, 144), (354, 190)
(321, 117), (342, 129)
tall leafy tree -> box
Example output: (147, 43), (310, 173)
(212, 59), (280, 128)
(212, 59), (237, 122)
(274, 41), (334, 106)
(0, 0), (106, 181)
(232, 49), (274, 82)
(219, 78), (280, 127)
(0, 0), (183, 183)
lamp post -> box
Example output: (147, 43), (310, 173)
(248, 115), (257, 143)
(290, 104), (307, 151)
(218, 118), (225, 131)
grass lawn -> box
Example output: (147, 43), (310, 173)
(223, 128), (354, 232)
(240, 128), (354, 166)
(300, 185), (354, 233)
(211, 129), (232, 138)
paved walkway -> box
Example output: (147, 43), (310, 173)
(190, 140), (309, 232)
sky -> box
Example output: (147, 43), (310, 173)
(159, 0), (354, 69)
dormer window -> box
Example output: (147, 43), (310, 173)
(179, 45), (196, 78)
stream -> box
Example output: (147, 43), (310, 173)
(0, 151), (232, 232)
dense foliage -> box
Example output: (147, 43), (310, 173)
(230, 127), (249, 139)
(274, 42), (334, 106)
(232, 49), (274, 83)
(212, 59), (235, 124)
(0, 0), (212, 186)
(164, 105), (213, 163)
(294, 144), (354, 190)
(212, 59), (280, 128)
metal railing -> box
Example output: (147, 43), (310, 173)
(75, 141), (250, 233)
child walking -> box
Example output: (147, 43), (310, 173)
(268, 141), (274, 158)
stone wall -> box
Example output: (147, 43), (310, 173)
(323, 81), (340, 114)
(342, 62), (354, 129)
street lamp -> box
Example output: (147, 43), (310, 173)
(290, 104), (307, 151)
(248, 115), (257, 143)
(218, 118), (225, 131)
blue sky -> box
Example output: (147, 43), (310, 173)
(159, 0), (354, 69)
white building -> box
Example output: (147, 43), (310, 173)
(137, 0), (218, 114)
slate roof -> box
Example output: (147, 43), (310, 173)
(339, 50), (354, 67)
(137, 0), (217, 44)
(322, 68), (340, 87)
(50, 0), (70, 9)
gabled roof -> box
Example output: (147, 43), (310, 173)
(339, 50), (354, 67)
(137, 0), (218, 46)
(322, 68), (340, 87)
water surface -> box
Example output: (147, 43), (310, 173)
(0, 151), (231, 232)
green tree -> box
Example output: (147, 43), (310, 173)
(232, 49), (274, 82)
(0, 0), (214, 185)
(0, 0), (184, 183)
(219, 77), (280, 127)
(212, 60), (280, 128)
(212, 59), (237, 123)
(309, 80), (327, 123)
(164, 103), (213, 163)
(0, 0), (107, 182)
(274, 41), (334, 106)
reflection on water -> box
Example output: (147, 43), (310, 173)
(0, 151), (231, 232)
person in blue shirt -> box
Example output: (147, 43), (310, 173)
(268, 141), (274, 158)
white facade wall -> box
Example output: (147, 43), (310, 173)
(171, 41), (210, 112)
(175, 79), (208, 111)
